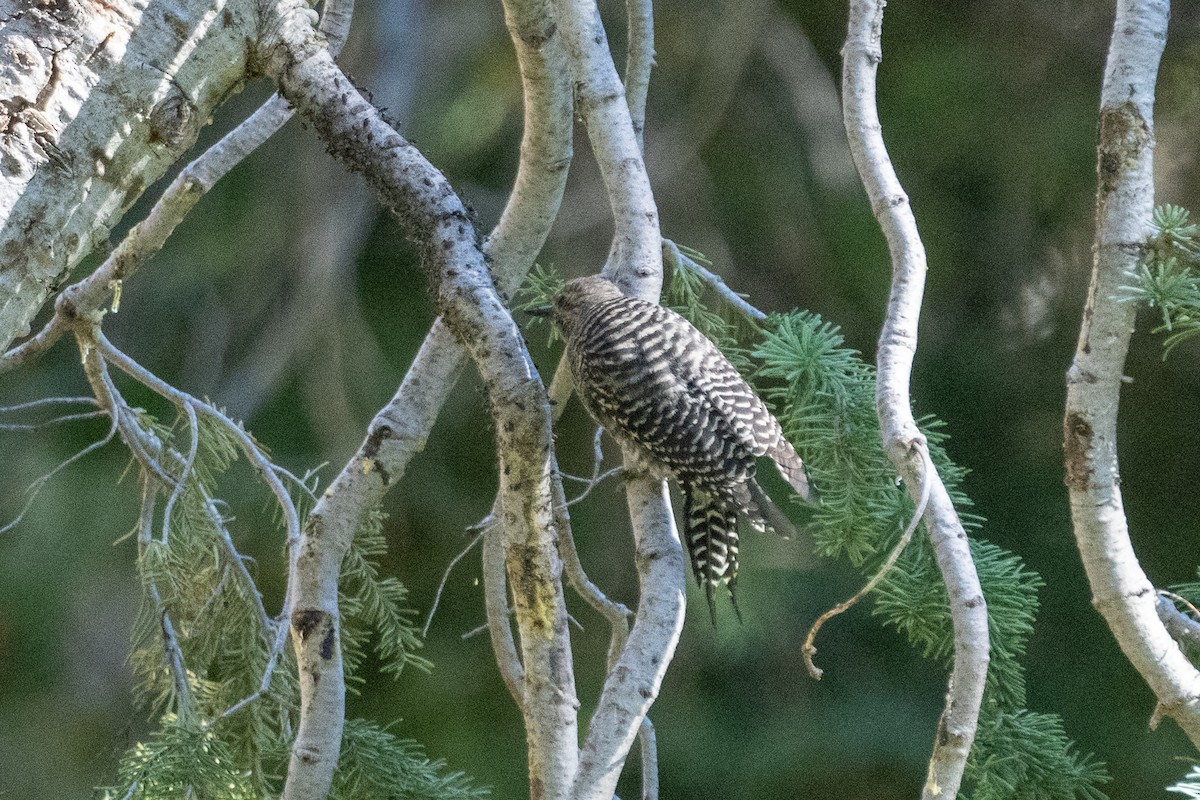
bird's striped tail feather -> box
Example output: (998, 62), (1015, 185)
(682, 486), (742, 624)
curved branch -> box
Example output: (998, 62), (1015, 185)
(841, 2), (989, 796)
(548, 4), (681, 797)
(0, 0), (258, 351)
(59, 0), (356, 320)
(553, 0), (661, 299)
(571, 475), (684, 800)
(1063, 0), (1200, 744)
(483, 523), (527, 708)
(258, 5), (579, 798)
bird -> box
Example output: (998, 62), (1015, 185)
(532, 275), (812, 622)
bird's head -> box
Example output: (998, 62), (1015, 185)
(528, 275), (624, 341)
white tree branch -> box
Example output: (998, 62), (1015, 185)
(1063, 0), (1200, 745)
(553, 0), (661, 299)
(841, 2), (989, 797)
(546, 2), (682, 797)
(572, 477), (684, 800)
(55, 0), (355, 323)
(0, 0), (259, 351)
(254, 3), (579, 797)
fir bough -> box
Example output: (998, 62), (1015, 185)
(341, 508), (433, 687)
(1169, 765), (1200, 798)
(664, 252), (1109, 799)
(1125, 204), (1200, 356)
(330, 720), (489, 800)
(104, 405), (480, 798)
(515, 262), (566, 346)
(96, 718), (257, 800)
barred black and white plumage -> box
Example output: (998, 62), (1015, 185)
(544, 275), (812, 622)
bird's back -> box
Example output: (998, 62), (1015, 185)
(567, 294), (772, 489)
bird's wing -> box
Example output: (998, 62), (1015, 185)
(662, 310), (813, 500)
(664, 315), (781, 456)
(571, 301), (753, 481)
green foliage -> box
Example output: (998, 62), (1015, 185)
(341, 509), (433, 687)
(107, 408), (478, 797)
(1126, 204), (1200, 356)
(665, 244), (756, 373)
(968, 710), (1109, 800)
(1169, 766), (1200, 798)
(514, 262), (565, 345)
(873, 539), (1042, 708)
(96, 718), (257, 800)
(331, 720), (489, 800)
(664, 251), (1108, 800)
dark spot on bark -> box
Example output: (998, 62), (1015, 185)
(1098, 101), (1151, 195)
(520, 21), (556, 47)
(1063, 411), (1093, 490)
(222, 9), (233, 26)
(293, 609), (325, 640)
(362, 424), (394, 459)
(320, 626), (336, 660)
(964, 594), (985, 609)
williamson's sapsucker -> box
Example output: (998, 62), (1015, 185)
(540, 275), (812, 621)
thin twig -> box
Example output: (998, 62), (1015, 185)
(1158, 595), (1200, 652)
(422, 529), (486, 637)
(0, 317), (67, 375)
(0, 396), (99, 413)
(137, 475), (191, 720)
(803, 448), (933, 679)
(160, 401), (199, 544)
(564, 467), (624, 508)
(95, 330), (300, 545)
(87, 336), (277, 639)
(0, 408), (118, 535)
(0, 411), (107, 430)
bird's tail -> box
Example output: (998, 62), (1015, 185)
(768, 436), (813, 502)
(682, 486), (741, 625)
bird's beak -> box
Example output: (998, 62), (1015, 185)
(525, 304), (553, 318)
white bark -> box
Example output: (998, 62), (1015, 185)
(546, 2), (684, 798)
(553, 0), (660, 300)
(0, 0), (258, 350)
(1063, 0), (1200, 746)
(254, 1), (579, 797)
(841, 2), (989, 797)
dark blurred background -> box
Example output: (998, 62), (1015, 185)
(4, 1), (1200, 797)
